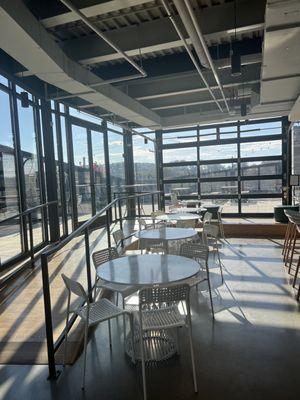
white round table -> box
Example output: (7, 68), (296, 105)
(97, 254), (200, 287)
(134, 227), (198, 253)
(157, 213), (200, 222)
(97, 254), (200, 363)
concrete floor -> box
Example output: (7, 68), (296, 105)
(1, 238), (300, 400)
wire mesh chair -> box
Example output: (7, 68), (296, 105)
(92, 247), (137, 303)
(176, 219), (197, 228)
(150, 210), (166, 228)
(137, 283), (197, 400)
(202, 224), (223, 283)
(112, 229), (135, 254)
(179, 243), (214, 317)
(61, 273), (135, 390)
(138, 237), (166, 254)
(138, 218), (155, 230)
(217, 206), (225, 239)
(203, 211), (212, 225)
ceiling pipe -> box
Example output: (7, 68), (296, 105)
(172, 0), (210, 69)
(181, 0), (230, 113)
(58, 0), (147, 78)
(160, 0), (224, 113)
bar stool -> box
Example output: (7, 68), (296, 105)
(282, 210), (300, 263)
(284, 215), (300, 273)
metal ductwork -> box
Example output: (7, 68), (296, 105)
(172, 0), (210, 69)
(0, 0), (161, 128)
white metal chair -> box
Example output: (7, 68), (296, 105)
(138, 217), (155, 230)
(92, 247), (137, 304)
(176, 219), (196, 228)
(202, 211), (212, 225)
(61, 273), (135, 390)
(112, 228), (135, 254)
(137, 284), (197, 400)
(150, 210), (166, 228)
(179, 243), (214, 317)
(217, 206), (225, 239)
(202, 224), (224, 283)
(138, 237), (166, 254)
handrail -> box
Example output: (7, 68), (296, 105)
(0, 201), (57, 224)
(40, 190), (162, 379)
(42, 191), (161, 258)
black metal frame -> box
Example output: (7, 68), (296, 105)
(160, 117), (286, 217)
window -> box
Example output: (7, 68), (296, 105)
(162, 119), (284, 215)
(91, 131), (107, 211)
(108, 131), (124, 195)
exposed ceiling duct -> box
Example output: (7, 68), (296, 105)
(173, 0), (230, 113)
(260, 0), (300, 122)
(0, 0), (161, 128)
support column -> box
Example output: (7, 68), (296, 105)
(41, 99), (60, 242)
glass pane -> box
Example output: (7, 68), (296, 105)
(241, 160), (282, 176)
(91, 130), (107, 211)
(132, 135), (157, 194)
(164, 182), (198, 196)
(72, 125), (92, 222)
(163, 129), (197, 145)
(108, 131), (125, 196)
(202, 198), (238, 213)
(163, 147), (197, 163)
(69, 107), (102, 125)
(61, 117), (72, 231)
(240, 140), (282, 158)
(201, 181), (238, 195)
(241, 179), (282, 195)
(240, 121), (282, 137)
(199, 127), (217, 141)
(0, 74), (8, 86)
(0, 89), (22, 262)
(18, 100), (43, 247)
(164, 165), (197, 179)
(219, 126), (237, 139)
(241, 198), (281, 213)
(51, 113), (63, 235)
(200, 163), (237, 178)
(200, 143), (237, 161)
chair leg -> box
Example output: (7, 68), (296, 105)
(288, 232), (297, 273)
(215, 238), (223, 283)
(282, 222), (291, 255)
(285, 225), (295, 263)
(206, 272), (215, 319)
(140, 329), (147, 400)
(129, 314), (136, 364)
(81, 322), (89, 390)
(292, 257), (300, 288)
(108, 319), (112, 348)
(187, 322), (198, 393)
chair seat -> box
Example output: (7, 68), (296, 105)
(96, 279), (137, 297)
(78, 298), (126, 326)
(182, 270), (207, 287)
(138, 305), (186, 331)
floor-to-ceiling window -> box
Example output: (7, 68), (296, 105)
(107, 129), (125, 196)
(162, 118), (286, 216)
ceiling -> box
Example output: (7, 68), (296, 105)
(0, 0), (299, 129)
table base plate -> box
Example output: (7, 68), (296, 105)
(126, 330), (178, 366)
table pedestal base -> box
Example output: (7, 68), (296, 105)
(126, 330), (178, 365)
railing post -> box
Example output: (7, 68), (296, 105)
(106, 210), (111, 248)
(118, 198), (123, 230)
(137, 196), (141, 218)
(28, 212), (35, 267)
(151, 194), (155, 213)
(84, 228), (93, 303)
(41, 253), (58, 380)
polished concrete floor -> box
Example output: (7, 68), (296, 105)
(1, 238), (300, 400)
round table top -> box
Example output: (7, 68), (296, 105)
(97, 254), (200, 286)
(134, 227), (198, 241)
(157, 213), (200, 221)
(171, 207), (206, 213)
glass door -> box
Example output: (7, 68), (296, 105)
(71, 123), (93, 223)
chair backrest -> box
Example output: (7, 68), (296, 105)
(92, 247), (119, 269)
(112, 229), (125, 246)
(203, 211), (212, 225)
(61, 273), (87, 301)
(170, 192), (179, 205)
(203, 223), (219, 239)
(139, 237), (165, 252)
(177, 219), (196, 228)
(138, 218), (148, 229)
(139, 284), (190, 307)
(179, 242), (208, 266)
(151, 210), (164, 218)
(284, 209), (300, 218)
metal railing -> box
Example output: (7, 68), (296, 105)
(0, 201), (57, 271)
(40, 191), (162, 379)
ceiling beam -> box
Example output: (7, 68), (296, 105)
(41, 0), (154, 28)
(59, 0), (265, 65)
